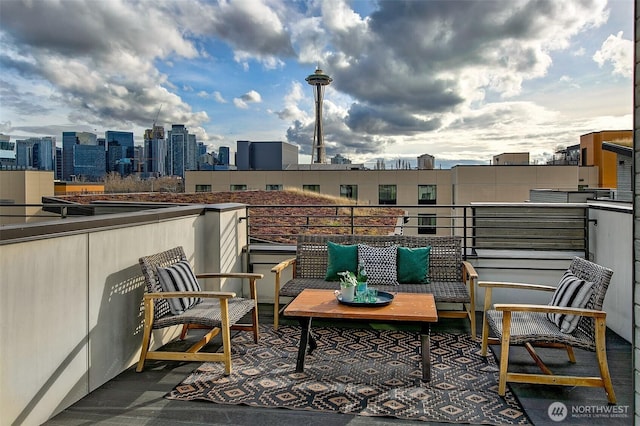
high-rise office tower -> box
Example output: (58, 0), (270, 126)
(167, 124), (197, 178)
(144, 125), (166, 177)
(105, 131), (134, 175)
(16, 137), (55, 171)
(0, 134), (16, 168)
(62, 131), (104, 181)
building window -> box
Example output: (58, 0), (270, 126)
(418, 185), (437, 205)
(266, 184), (282, 191)
(378, 184), (397, 204)
(303, 184), (320, 193)
(418, 214), (437, 234)
(230, 184), (247, 191)
(195, 184), (211, 192)
(340, 184), (358, 200)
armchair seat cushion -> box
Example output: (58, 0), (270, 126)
(153, 297), (256, 329)
(485, 309), (594, 351)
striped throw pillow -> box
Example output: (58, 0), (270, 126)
(156, 261), (202, 315)
(547, 269), (594, 333)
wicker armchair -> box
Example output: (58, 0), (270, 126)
(480, 256), (615, 403)
(137, 246), (263, 374)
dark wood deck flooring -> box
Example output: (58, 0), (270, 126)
(45, 306), (632, 426)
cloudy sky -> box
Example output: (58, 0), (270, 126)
(0, 0), (633, 168)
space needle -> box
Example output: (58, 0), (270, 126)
(306, 67), (332, 164)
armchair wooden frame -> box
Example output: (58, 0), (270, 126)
(137, 247), (263, 375)
(480, 257), (616, 404)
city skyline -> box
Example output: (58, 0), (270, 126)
(0, 0), (633, 168)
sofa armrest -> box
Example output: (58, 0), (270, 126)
(271, 257), (296, 274)
(271, 257), (296, 330)
(462, 261), (478, 280)
(461, 260), (478, 309)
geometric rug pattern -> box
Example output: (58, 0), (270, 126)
(167, 325), (530, 425)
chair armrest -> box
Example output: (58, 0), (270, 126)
(479, 281), (556, 292)
(493, 303), (606, 319)
(461, 261), (478, 321)
(480, 281), (557, 325)
(462, 261), (478, 280)
(271, 257), (296, 274)
(196, 272), (264, 280)
(144, 291), (237, 300)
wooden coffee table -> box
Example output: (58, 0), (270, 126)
(283, 289), (438, 381)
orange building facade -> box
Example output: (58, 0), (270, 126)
(580, 130), (632, 188)
(54, 181), (105, 196)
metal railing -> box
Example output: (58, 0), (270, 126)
(1, 201), (590, 256)
(245, 203), (589, 256)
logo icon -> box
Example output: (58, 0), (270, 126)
(548, 401), (568, 422)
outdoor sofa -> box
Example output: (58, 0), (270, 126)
(271, 234), (478, 337)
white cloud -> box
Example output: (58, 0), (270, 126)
(276, 81), (309, 121)
(241, 90), (262, 103)
(0, 0), (632, 164)
(233, 91), (261, 109)
(234, 98), (249, 109)
(572, 47), (586, 56)
(593, 31), (633, 77)
(213, 91), (227, 103)
(559, 75), (580, 88)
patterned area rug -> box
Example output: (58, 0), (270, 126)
(167, 325), (530, 425)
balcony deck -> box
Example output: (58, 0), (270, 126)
(45, 307), (632, 426)
(2, 201), (631, 424)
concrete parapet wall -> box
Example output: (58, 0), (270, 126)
(0, 203), (247, 426)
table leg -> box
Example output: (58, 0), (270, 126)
(420, 323), (431, 381)
(296, 318), (315, 372)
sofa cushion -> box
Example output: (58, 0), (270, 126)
(325, 241), (358, 281)
(157, 260), (202, 315)
(357, 244), (398, 285)
(397, 246), (431, 284)
(547, 269), (594, 333)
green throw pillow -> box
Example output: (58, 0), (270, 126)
(325, 241), (358, 281)
(397, 246), (431, 284)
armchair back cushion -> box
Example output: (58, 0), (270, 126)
(157, 260), (202, 314)
(547, 269), (594, 333)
